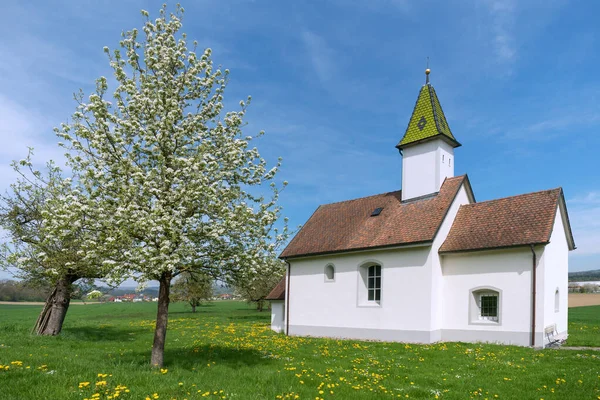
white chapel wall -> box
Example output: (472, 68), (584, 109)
(270, 301), (285, 333)
(430, 184), (471, 335)
(540, 205), (569, 337)
(441, 247), (542, 347)
(287, 245), (435, 342)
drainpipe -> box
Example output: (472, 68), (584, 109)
(284, 259), (291, 336)
(530, 245), (537, 347)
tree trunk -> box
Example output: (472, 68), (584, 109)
(257, 299), (264, 312)
(33, 275), (74, 336)
(151, 271), (172, 368)
(191, 303), (196, 313)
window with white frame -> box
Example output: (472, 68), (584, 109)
(324, 264), (335, 282)
(367, 264), (381, 302)
(470, 288), (500, 323)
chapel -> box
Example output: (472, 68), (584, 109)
(267, 69), (575, 348)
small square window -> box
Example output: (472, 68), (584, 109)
(470, 289), (500, 324)
(480, 295), (498, 318)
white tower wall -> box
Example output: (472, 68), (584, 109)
(402, 138), (455, 201)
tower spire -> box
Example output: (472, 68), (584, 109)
(396, 69), (460, 150)
(397, 69), (460, 201)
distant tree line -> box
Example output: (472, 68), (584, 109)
(568, 269), (600, 282)
(0, 280), (52, 302)
(0, 279), (103, 302)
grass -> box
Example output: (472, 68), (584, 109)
(566, 305), (600, 347)
(0, 302), (598, 400)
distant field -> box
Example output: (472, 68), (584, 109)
(0, 302), (599, 399)
(569, 293), (600, 308)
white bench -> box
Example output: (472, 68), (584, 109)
(544, 324), (566, 347)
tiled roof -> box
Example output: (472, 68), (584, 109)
(265, 275), (286, 300)
(439, 188), (567, 253)
(397, 84), (460, 149)
(279, 175), (468, 259)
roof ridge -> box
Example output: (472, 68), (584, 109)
(444, 174), (466, 181)
(428, 84), (442, 134)
(318, 175), (466, 208)
(320, 189), (402, 207)
(463, 187), (562, 207)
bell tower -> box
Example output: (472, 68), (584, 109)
(397, 69), (461, 201)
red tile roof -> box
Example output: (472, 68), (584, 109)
(279, 175), (469, 259)
(265, 275), (286, 300)
(439, 188), (568, 253)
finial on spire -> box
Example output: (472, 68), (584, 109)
(425, 57), (430, 84)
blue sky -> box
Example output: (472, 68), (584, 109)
(0, 0), (599, 282)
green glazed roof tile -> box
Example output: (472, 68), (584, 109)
(397, 84), (460, 149)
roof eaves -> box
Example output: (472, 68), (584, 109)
(280, 240), (434, 261)
(439, 241), (551, 255)
(557, 188), (577, 251)
(396, 133), (461, 150)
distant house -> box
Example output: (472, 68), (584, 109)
(218, 293), (233, 300)
(268, 70), (576, 348)
(109, 294), (137, 302)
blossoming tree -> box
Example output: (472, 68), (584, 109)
(171, 271), (213, 312)
(234, 257), (286, 312)
(56, 5), (288, 367)
(0, 152), (122, 335)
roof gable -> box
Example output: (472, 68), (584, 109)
(265, 275), (286, 300)
(556, 189), (577, 251)
(280, 175), (467, 259)
(397, 84), (460, 149)
(439, 188), (575, 253)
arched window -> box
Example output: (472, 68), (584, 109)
(357, 261), (383, 305)
(555, 288), (560, 312)
(324, 264), (335, 282)
(358, 263), (382, 303)
(367, 264), (382, 302)
(470, 288), (501, 323)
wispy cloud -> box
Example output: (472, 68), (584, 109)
(526, 113), (600, 134)
(567, 191), (600, 256)
(0, 95), (66, 181)
(301, 31), (336, 84)
(485, 0), (517, 65)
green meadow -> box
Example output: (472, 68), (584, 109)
(0, 301), (599, 400)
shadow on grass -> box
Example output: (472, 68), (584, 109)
(122, 344), (274, 369)
(228, 314), (270, 323)
(61, 325), (149, 342)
